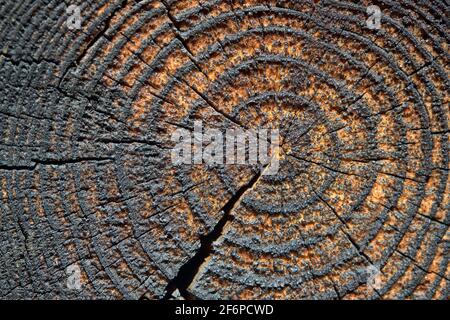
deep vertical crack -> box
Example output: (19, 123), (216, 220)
(161, 168), (265, 300)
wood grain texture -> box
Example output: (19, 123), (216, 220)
(0, 0), (448, 300)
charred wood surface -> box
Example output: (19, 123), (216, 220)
(0, 0), (449, 299)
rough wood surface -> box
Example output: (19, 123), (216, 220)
(0, 0), (448, 300)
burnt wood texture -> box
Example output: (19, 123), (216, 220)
(0, 0), (449, 300)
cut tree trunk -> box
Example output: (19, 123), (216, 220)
(0, 0), (448, 300)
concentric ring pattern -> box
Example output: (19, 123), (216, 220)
(0, 0), (448, 299)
